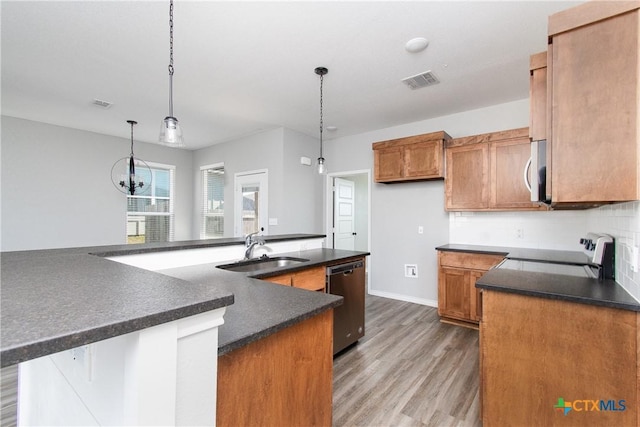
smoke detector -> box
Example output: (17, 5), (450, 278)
(401, 71), (440, 90)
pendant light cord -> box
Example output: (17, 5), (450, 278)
(168, 0), (175, 118)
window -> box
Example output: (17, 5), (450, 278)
(127, 162), (175, 244)
(201, 163), (225, 239)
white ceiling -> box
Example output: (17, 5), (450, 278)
(1, 1), (582, 150)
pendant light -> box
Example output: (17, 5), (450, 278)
(159, 0), (184, 147)
(111, 120), (152, 195)
(315, 66), (328, 175)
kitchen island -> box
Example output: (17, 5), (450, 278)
(1, 234), (366, 426)
(467, 246), (640, 426)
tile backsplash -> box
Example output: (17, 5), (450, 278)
(588, 201), (640, 301)
(449, 201), (640, 302)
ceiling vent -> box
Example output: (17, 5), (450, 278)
(401, 70), (440, 90)
(92, 98), (113, 109)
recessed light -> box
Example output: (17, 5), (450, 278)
(405, 37), (429, 53)
(326, 126), (338, 131)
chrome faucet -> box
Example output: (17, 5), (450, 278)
(244, 229), (265, 260)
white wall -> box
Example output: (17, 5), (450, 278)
(1, 116), (194, 251)
(192, 127), (323, 237)
(324, 98), (530, 306)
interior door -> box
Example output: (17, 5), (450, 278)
(234, 170), (268, 237)
(333, 177), (355, 250)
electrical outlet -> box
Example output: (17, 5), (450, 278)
(404, 264), (418, 278)
(516, 228), (524, 239)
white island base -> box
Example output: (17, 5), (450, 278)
(18, 307), (226, 426)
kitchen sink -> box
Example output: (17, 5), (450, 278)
(216, 256), (309, 273)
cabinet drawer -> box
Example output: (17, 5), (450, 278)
(292, 266), (326, 292)
(439, 251), (504, 271)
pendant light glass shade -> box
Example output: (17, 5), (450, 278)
(159, 115), (183, 146)
(317, 157), (327, 175)
(159, 0), (185, 147)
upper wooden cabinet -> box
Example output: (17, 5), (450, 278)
(372, 131), (451, 183)
(529, 51), (547, 142)
(547, 1), (640, 205)
(445, 127), (545, 211)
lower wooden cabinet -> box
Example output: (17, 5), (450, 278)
(481, 291), (639, 426)
(437, 251), (504, 328)
(217, 310), (333, 426)
(263, 266), (326, 292)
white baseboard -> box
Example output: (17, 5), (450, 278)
(367, 289), (438, 308)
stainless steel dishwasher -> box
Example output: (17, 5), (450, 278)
(327, 259), (365, 354)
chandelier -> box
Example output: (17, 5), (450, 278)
(111, 120), (152, 195)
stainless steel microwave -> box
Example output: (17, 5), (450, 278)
(527, 139), (551, 204)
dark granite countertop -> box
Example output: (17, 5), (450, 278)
(436, 244), (640, 312)
(435, 243), (591, 265)
(0, 234), (349, 367)
(159, 248), (369, 355)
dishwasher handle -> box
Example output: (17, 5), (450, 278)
(326, 260), (364, 276)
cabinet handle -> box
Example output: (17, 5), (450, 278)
(524, 157), (532, 192)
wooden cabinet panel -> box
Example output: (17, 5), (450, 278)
(446, 127), (545, 211)
(405, 140), (442, 178)
(490, 137), (534, 209)
(373, 131), (450, 182)
(263, 266), (326, 292)
(374, 145), (404, 182)
(218, 310), (333, 427)
(549, 4), (640, 204)
(437, 251), (503, 328)
(263, 273), (292, 287)
(438, 267), (470, 321)
(439, 251), (505, 271)
(529, 51), (547, 142)
(469, 271), (484, 322)
(445, 143), (489, 210)
(291, 266), (325, 292)
(481, 291), (639, 426)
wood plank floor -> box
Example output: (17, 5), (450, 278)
(333, 294), (481, 427)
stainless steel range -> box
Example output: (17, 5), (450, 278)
(498, 232), (615, 280)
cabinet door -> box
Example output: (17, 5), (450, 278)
(529, 52), (547, 142)
(445, 143), (489, 210)
(469, 271), (485, 322)
(405, 140), (443, 179)
(374, 146), (404, 182)
(438, 267), (470, 321)
(490, 138), (535, 209)
(551, 9), (639, 203)
(292, 266), (326, 292)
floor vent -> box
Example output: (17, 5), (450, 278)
(92, 98), (113, 109)
(401, 71), (440, 90)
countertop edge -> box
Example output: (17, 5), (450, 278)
(217, 298), (342, 356)
(1, 295), (234, 368)
(477, 282), (640, 312)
